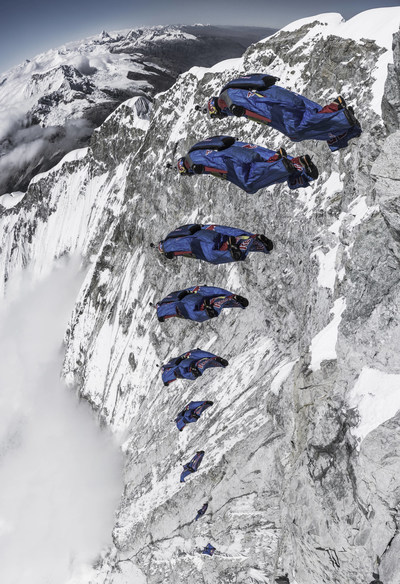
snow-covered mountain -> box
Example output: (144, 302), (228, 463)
(0, 24), (274, 197)
(2, 7), (400, 584)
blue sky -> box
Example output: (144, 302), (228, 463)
(1, 0), (399, 74)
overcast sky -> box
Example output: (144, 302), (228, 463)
(1, 0), (400, 74)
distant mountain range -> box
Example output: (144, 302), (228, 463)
(0, 24), (276, 196)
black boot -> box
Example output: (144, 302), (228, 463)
(278, 147), (295, 172)
(234, 294), (249, 308)
(189, 364), (201, 377)
(192, 164), (204, 174)
(257, 234), (274, 251)
(204, 300), (218, 319)
(344, 105), (360, 126)
(300, 154), (319, 179)
(231, 104), (245, 117)
(228, 237), (243, 261)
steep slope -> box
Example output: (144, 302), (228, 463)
(0, 24), (275, 197)
(2, 8), (400, 584)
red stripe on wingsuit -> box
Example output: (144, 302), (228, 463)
(245, 109), (271, 122)
(204, 166), (227, 174)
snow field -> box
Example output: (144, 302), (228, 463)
(0, 190), (26, 209)
(310, 297), (346, 371)
(350, 367), (400, 444)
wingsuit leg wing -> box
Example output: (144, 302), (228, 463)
(156, 289), (185, 322)
(208, 75), (361, 151)
(180, 467), (194, 483)
(180, 136), (318, 194)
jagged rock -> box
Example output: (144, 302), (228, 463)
(382, 30), (400, 132)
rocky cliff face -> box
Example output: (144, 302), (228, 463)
(2, 9), (400, 584)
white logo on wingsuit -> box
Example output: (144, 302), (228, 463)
(211, 295), (230, 309)
(197, 357), (214, 370)
(238, 237), (251, 251)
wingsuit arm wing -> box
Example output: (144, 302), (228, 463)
(164, 224), (203, 239)
(177, 285), (203, 300)
(221, 73), (278, 92)
(199, 285), (234, 296)
(201, 224), (251, 237)
(181, 350), (215, 363)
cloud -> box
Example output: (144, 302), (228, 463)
(0, 118), (94, 195)
(71, 55), (97, 76)
(0, 107), (26, 142)
(0, 257), (123, 584)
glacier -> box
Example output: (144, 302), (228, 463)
(1, 7), (400, 584)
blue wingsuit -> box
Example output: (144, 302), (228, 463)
(201, 543), (216, 556)
(175, 401), (213, 431)
(177, 135), (317, 194)
(208, 74), (362, 152)
(156, 285), (248, 323)
(195, 503), (209, 521)
(161, 349), (228, 385)
(180, 451), (205, 483)
(158, 223), (273, 264)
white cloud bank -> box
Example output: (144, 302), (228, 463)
(0, 258), (123, 584)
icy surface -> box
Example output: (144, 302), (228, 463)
(310, 297), (346, 371)
(350, 368), (400, 444)
(0, 191), (25, 208)
(270, 360), (297, 395)
(281, 8), (400, 49)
